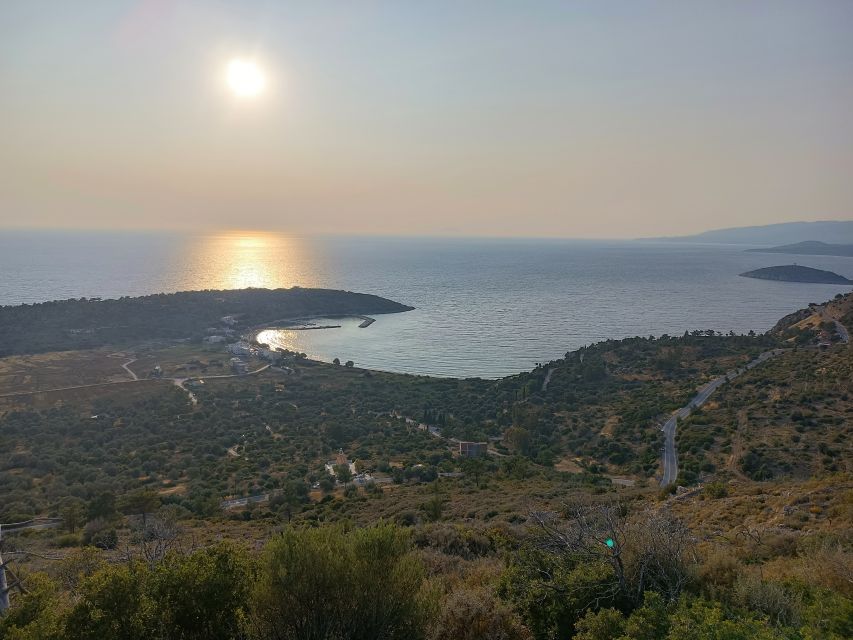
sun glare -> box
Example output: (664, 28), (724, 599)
(226, 58), (266, 98)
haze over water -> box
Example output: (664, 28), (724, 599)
(2, 231), (851, 378)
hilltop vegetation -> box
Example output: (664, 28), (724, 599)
(3, 498), (850, 639)
(0, 292), (851, 638)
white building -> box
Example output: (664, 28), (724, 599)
(324, 449), (358, 480)
(259, 348), (283, 363)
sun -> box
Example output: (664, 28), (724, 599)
(226, 58), (266, 99)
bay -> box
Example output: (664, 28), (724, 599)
(1, 230), (850, 378)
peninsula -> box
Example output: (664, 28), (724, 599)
(745, 240), (853, 257)
(739, 264), (853, 285)
(0, 287), (414, 356)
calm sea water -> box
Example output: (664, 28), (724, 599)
(1, 231), (851, 378)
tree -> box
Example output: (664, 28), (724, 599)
(528, 502), (695, 607)
(500, 546), (616, 639)
(63, 563), (151, 640)
(0, 573), (66, 639)
(431, 586), (531, 640)
(119, 489), (161, 526)
(573, 591), (671, 640)
(345, 360), (354, 368)
(665, 596), (783, 640)
(270, 482), (304, 522)
(249, 524), (430, 640)
(87, 492), (118, 521)
(574, 607), (625, 640)
(421, 495), (445, 522)
(60, 498), (86, 533)
(334, 464), (352, 484)
(504, 427), (531, 455)
(704, 482), (728, 499)
(59, 544), (253, 640)
(148, 543), (253, 640)
(83, 519), (118, 549)
(134, 505), (186, 568)
(421, 483), (446, 522)
(332, 357), (340, 365)
(461, 457), (487, 488)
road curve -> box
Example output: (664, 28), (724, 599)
(660, 348), (785, 487)
(824, 311), (849, 344)
(121, 359), (139, 380)
(541, 367), (554, 392)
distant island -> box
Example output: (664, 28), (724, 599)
(0, 287), (414, 356)
(644, 220), (853, 244)
(739, 265), (853, 285)
(745, 240), (853, 257)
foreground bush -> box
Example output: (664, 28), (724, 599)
(1, 519), (850, 640)
(248, 523), (431, 640)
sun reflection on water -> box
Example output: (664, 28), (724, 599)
(180, 231), (320, 291)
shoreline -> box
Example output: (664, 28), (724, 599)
(248, 313), (376, 349)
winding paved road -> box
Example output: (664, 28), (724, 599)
(541, 367), (554, 392)
(817, 306), (850, 344)
(660, 348), (785, 487)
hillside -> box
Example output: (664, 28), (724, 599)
(745, 240), (853, 257)
(646, 220), (853, 244)
(739, 265), (853, 284)
(1, 292), (851, 639)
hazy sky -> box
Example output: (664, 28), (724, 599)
(1, 1), (852, 238)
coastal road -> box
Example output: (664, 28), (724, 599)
(660, 348), (785, 487)
(819, 307), (849, 344)
(541, 367), (554, 392)
(834, 321), (850, 344)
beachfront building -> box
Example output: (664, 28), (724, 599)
(259, 348), (283, 363)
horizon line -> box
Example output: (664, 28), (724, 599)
(2, 218), (852, 243)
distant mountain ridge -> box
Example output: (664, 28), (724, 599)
(745, 240), (853, 257)
(646, 220), (853, 244)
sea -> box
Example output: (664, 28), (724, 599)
(1, 230), (851, 379)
